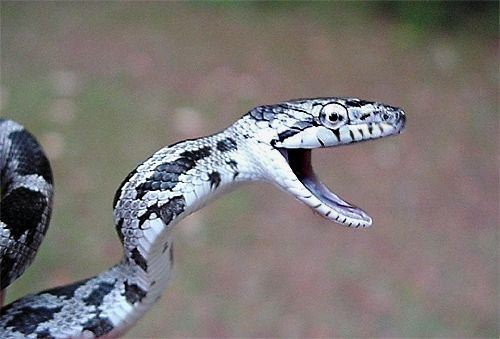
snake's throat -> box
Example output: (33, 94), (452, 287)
(282, 148), (371, 226)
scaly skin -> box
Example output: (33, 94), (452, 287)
(0, 97), (405, 338)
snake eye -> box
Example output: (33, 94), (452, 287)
(319, 103), (348, 129)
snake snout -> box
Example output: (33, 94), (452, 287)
(399, 110), (406, 128)
(392, 109), (406, 132)
(381, 105), (406, 133)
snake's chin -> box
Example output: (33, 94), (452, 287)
(278, 148), (371, 225)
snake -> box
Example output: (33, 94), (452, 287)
(0, 97), (405, 338)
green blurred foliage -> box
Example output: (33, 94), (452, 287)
(195, 1), (498, 38)
(370, 1), (498, 37)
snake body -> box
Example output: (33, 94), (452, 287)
(0, 97), (405, 338)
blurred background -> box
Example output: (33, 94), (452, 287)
(1, 2), (497, 337)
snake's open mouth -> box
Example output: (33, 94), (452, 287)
(278, 148), (371, 227)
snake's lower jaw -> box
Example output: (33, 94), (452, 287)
(278, 148), (372, 228)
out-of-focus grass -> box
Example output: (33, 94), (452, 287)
(1, 2), (498, 338)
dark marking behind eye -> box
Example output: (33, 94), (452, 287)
(278, 129), (300, 142)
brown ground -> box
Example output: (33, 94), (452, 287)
(1, 3), (497, 337)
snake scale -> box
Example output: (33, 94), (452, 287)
(0, 97), (405, 338)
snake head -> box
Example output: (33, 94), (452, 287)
(245, 97), (406, 228)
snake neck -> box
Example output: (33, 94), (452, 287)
(106, 122), (261, 335)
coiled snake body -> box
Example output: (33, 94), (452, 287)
(0, 97), (405, 338)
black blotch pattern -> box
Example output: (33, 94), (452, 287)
(208, 171), (221, 189)
(226, 159), (238, 171)
(160, 196), (186, 225)
(4, 305), (62, 334)
(43, 278), (90, 298)
(248, 105), (283, 121)
(136, 196), (186, 227)
(82, 317), (114, 337)
(137, 204), (162, 226)
(216, 138), (237, 152)
(131, 248), (148, 272)
(226, 160), (239, 179)
(113, 168), (137, 208)
(136, 146), (211, 199)
(124, 281), (147, 304)
(179, 146), (211, 161)
(0, 256), (16, 290)
(34, 329), (51, 338)
(82, 281), (115, 307)
(0, 187), (46, 240)
(8, 130), (53, 184)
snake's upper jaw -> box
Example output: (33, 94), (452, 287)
(277, 148), (372, 228)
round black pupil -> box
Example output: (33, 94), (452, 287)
(329, 113), (339, 122)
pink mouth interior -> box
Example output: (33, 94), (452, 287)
(279, 148), (370, 222)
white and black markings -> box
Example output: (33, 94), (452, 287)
(0, 119), (53, 291)
(0, 97), (405, 338)
(130, 248), (148, 272)
(123, 280), (147, 305)
(3, 304), (63, 335)
(4, 130), (53, 185)
(134, 146), (212, 200)
(208, 171), (221, 189)
(216, 137), (237, 152)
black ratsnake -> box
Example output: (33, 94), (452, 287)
(0, 97), (405, 337)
